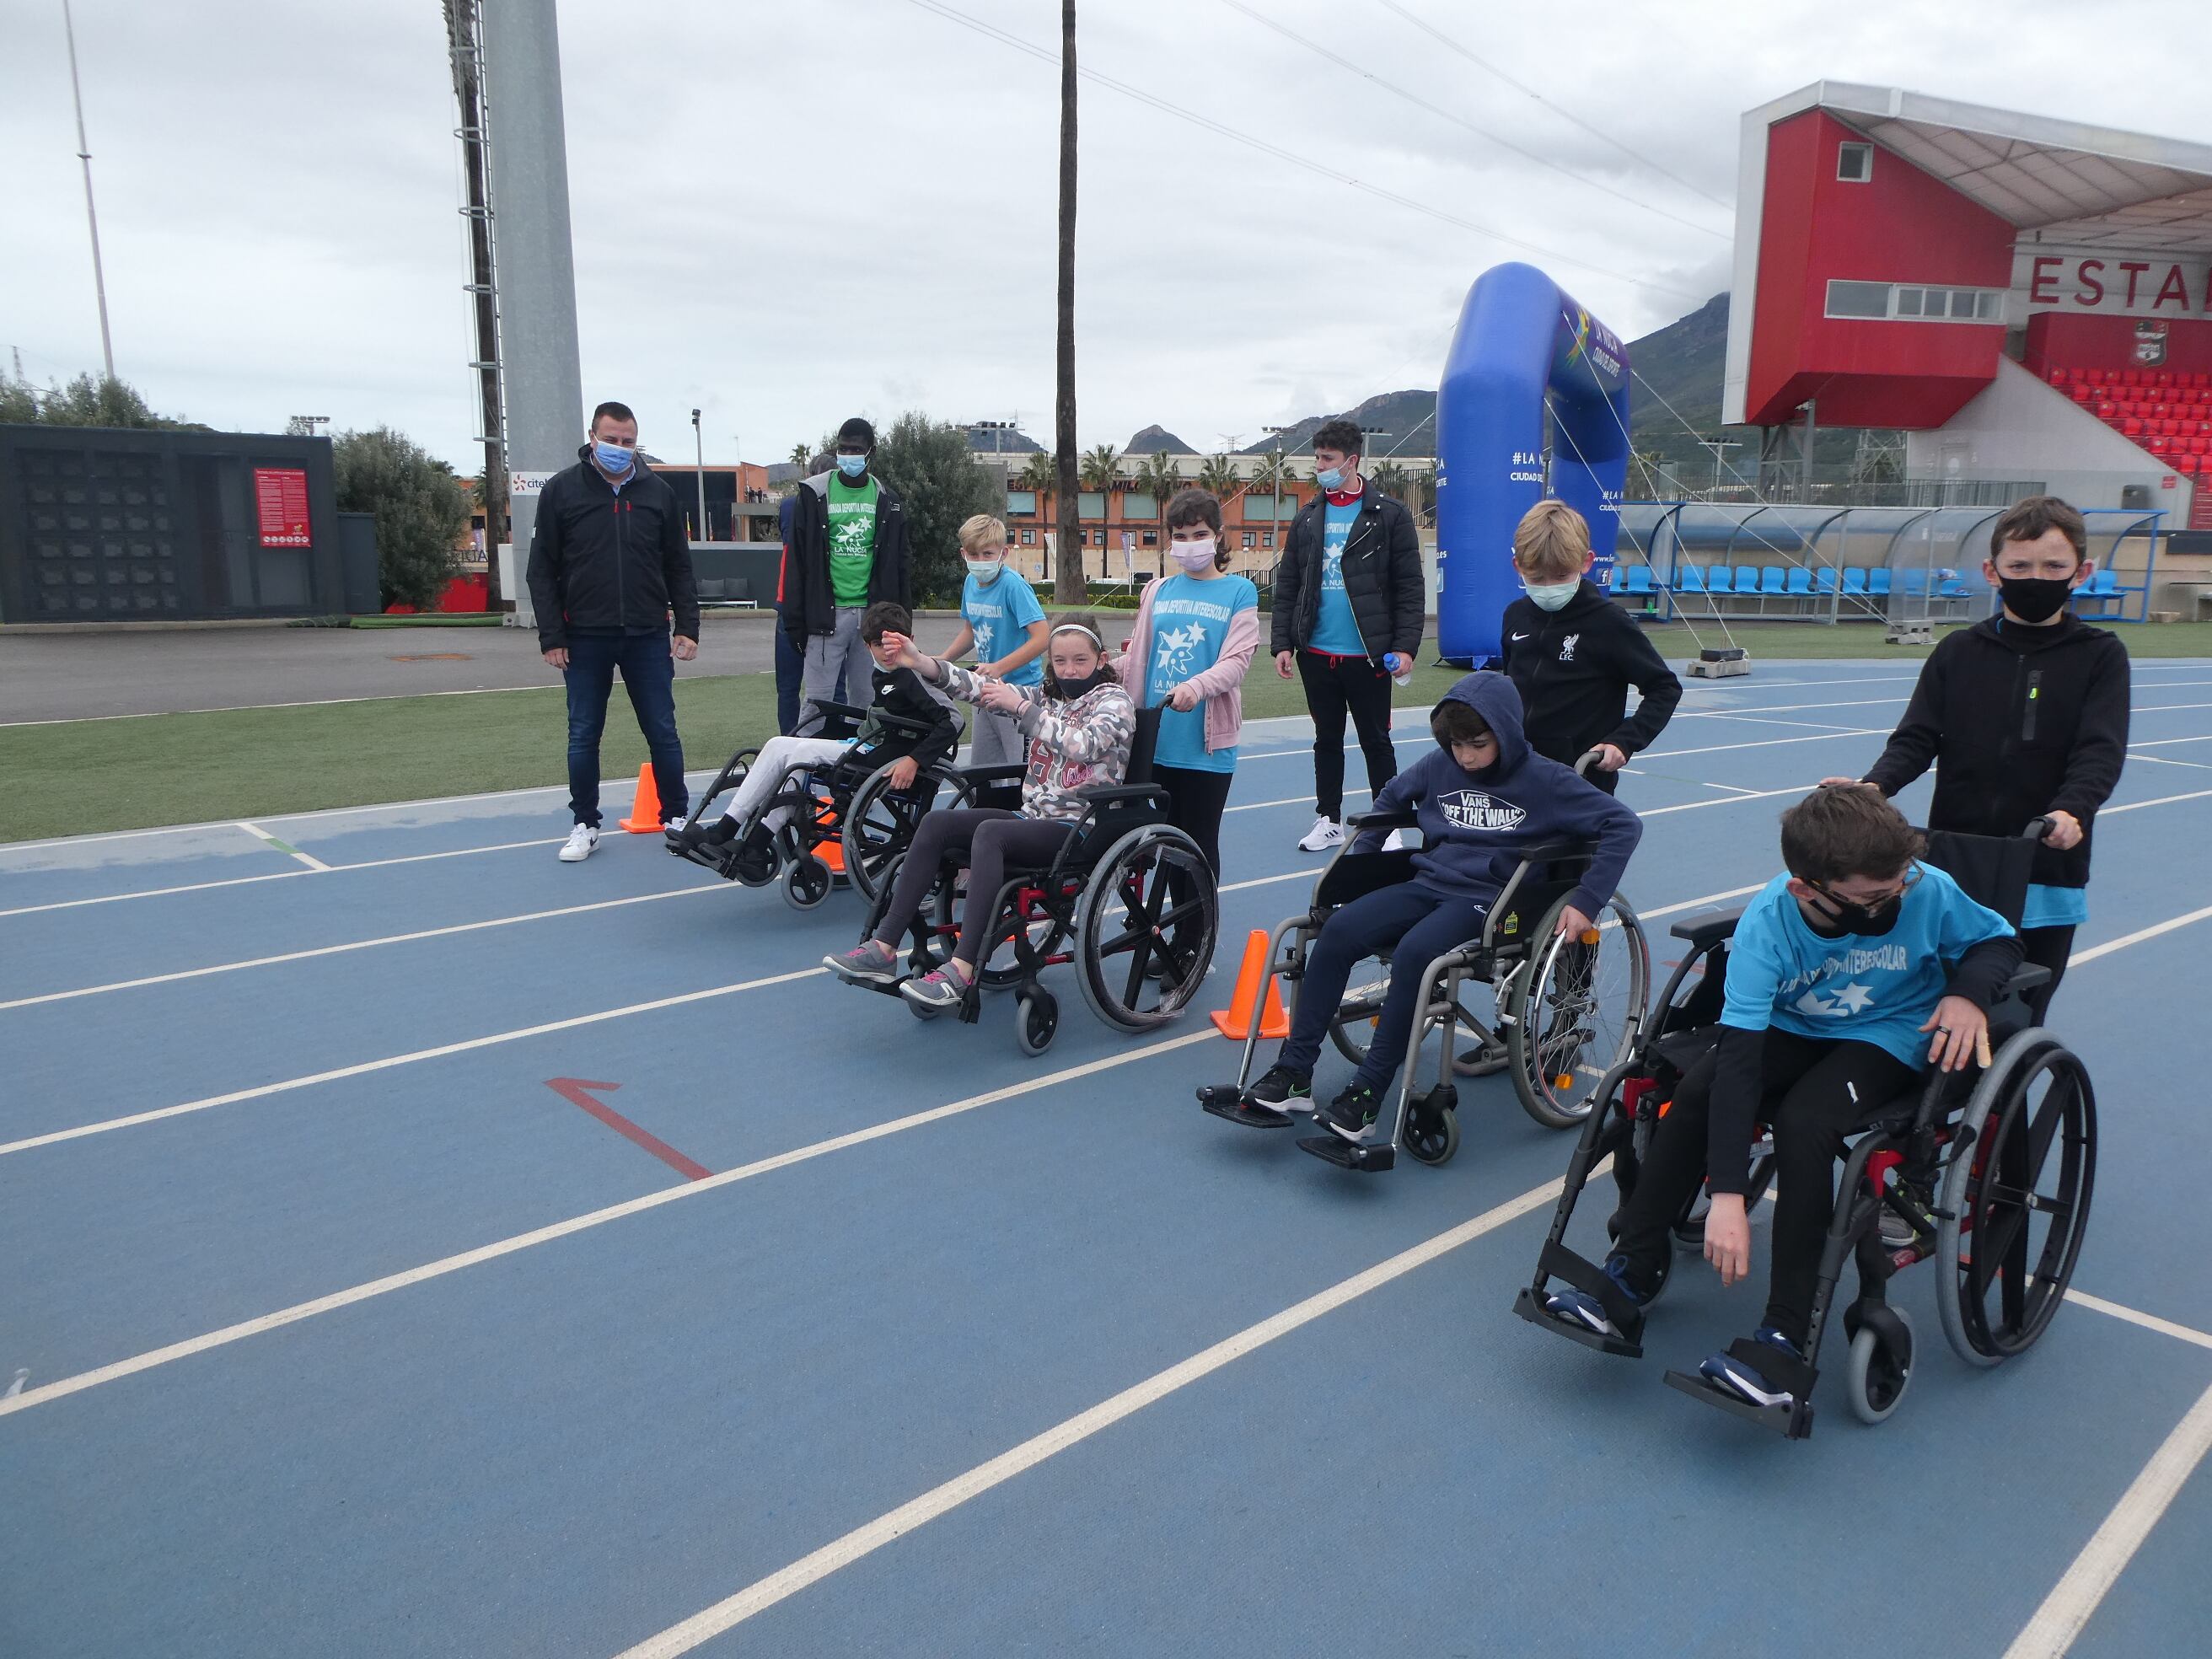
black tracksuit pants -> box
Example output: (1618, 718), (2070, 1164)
(1614, 1029), (1919, 1350)
(1298, 649), (1398, 820)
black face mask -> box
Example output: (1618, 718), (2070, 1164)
(1998, 575), (2075, 624)
(1051, 668), (1109, 701)
(1807, 884), (1903, 936)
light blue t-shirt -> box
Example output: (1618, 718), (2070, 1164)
(1145, 572), (1259, 774)
(1307, 496), (1366, 656)
(2021, 883), (2089, 931)
(1720, 864), (2014, 1069)
(962, 567), (1046, 686)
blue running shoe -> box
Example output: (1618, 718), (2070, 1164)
(1699, 1327), (1803, 1408)
(1544, 1254), (1653, 1339)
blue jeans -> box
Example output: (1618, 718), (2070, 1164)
(563, 630), (688, 829)
(1277, 882), (1490, 1093)
(774, 612), (804, 736)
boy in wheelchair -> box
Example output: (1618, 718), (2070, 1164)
(1542, 785), (2021, 1414)
(669, 600), (959, 878)
(1242, 672), (1640, 1140)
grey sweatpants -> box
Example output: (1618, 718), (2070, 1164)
(964, 704), (1027, 769)
(796, 605), (874, 736)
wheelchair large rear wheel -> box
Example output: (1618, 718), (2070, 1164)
(1327, 967), (1391, 1067)
(1506, 893), (1650, 1130)
(1936, 1032), (2096, 1366)
(841, 764), (973, 905)
(1074, 824), (1218, 1034)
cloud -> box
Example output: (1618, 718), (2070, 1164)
(3, 0), (2204, 471)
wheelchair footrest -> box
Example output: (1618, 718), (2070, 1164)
(1296, 1133), (1395, 1173)
(1196, 1086), (1294, 1130)
(1662, 1366), (1816, 1439)
(1511, 1288), (1644, 1359)
(1524, 1241), (1648, 1353)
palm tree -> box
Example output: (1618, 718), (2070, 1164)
(1367, 459), (1409, 502)
(1136, 449), (1180, 511)
(787, 441), (810, 469)
(1053, 0), (1082, 604)
(1198, 453), (1239, 497)
(1017, 449), (1058, 501)
(1078, 443), (1121, 491)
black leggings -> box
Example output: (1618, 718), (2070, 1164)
(1614, 1030), (1919, 1349)
(2019, 924), (2074, 1023)
(1152, 764), (1233, 876)
(1297, 649), (1398, 820)
(871, 808), (1071, 969)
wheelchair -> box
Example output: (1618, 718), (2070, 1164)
(665, 701), (971, 912)
(1195, 785), (1651, 1175)
(1514, 820), (2097, 1440)
(846, 706), (1220, 1055)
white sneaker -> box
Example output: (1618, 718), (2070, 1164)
(1298, 815), (1344, 852)
(559, 824), (599, 862)
(662, 818), (687, 835)
(1382, 829), (1409, 852)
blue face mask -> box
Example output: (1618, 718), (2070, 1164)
(593, 440), (635, 475)
(836, 453), (868, 480)
(1315, 465), (1346, 492)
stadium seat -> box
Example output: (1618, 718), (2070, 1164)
(1705, 565), (1732, 593)
(1842, 567), (1868, 596)
(1900, 566), (1929, 596)
(2070, 384), (2093, 402)
(2123, 417), (2144, 436)
(1870, 568), (1893, 597)
(2156, 371), (2175, 387)
(2191, 437), (2209, 454)
(2087, 570), (2119, 598)
(2123, 369), (2143, 386)
(1620, 565), (1655, 596)
(2097, 401), (2117, 420)
(1735, 565), (1760, 595)
(1815, 567), (1839, 595)
(1761, 566), (1789, 598)
(2086, 368), (2107, 385)
(1787, 566), (1814, 596)
(1677, 564), (1705, 593)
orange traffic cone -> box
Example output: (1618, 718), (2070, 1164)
(618, 764), (663, 833)
(1211, 928), (1290, 1040)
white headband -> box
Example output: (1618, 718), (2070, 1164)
(1050, 622), (1104, 650)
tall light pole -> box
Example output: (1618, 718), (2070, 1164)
(62, 0), (115, 382)
(690, 406), (706, 541)
(1695, 438), (1740, 498)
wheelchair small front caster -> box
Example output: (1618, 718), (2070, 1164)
(1844, 1305), (1914, 1425)
(1017, 989), (1059, 1055)
(1402, 1087), (1460, 1167)
(781, 855), (833, 911)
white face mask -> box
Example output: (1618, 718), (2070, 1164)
(1524, 578), (1579, 612)
(1169, 537), (1216, 572)
(964, 558), (1003, 583)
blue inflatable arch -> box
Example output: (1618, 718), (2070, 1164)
(1433, 262), (1632, 664)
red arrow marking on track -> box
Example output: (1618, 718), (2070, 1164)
(544, 1078), (713, 1181)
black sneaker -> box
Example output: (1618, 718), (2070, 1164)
(1315, 1082), (1380, 1142)
(1248, 1065), (1312, 1109)
(674, 814), (740, 851)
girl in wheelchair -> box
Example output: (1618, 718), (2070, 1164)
(822, 615), (1136, 1012)
(1244, 672), (1640, 1140)
(1542, 786), (2021, 1415)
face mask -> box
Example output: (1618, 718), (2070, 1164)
(1315, 465), (1346, 492)
(1997, 574), (2074, 624)
(964, 559), (1003, 583)
(593, 440), (634, 475)
(836, 453), (868, 480)
(1168, 537), (1216, 572)
(1524, 579), (1579, 612)
(1051, 668), (1108, 701)
(1808, 884), (1903, 936)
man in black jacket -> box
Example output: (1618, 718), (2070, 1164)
(1497, 500), (1681, 794)
(1271, 418), (1426, 851)
(1827, 495), (2129, 1017)
(783, 417), (912, 736)
(526, 400), (701, 862)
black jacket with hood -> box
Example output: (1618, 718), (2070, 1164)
(1861, 612), (2129, 891)
(1498, 579), (1682, 781)
(525, 445), (701, 652)
(1271, 482), (1425, 660)
(1358, 671), (1643, 921)
(781, 468), (911, 644)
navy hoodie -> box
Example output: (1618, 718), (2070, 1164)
(1356, 672), (1643, 919)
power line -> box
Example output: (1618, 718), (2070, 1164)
(1371, 0), (1734, 212)
(1216, 0), (1726, 242)
(902, 0), (1705, 306)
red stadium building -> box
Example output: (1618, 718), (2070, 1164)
(1724, 82), (2212, 542)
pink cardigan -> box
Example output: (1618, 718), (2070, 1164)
(1119, 573), (1261, 757)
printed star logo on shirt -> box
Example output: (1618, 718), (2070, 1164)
(1155, 622), (1205, 679)
(974, 620), (996, 658)
(1831, 980), (1876, 1013)
(1794, 980), (1876, 1018)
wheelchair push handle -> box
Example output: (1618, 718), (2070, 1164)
(1345, 808), (1418, 831)
(1575, 748), (1605, 778)
(2019, 816), (2056, 844)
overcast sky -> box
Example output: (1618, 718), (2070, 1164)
(3, 0), (2204, 472)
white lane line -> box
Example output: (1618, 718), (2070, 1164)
(2065, 1290), (2212, 1353)
(1642, 727), (1893, 760)
(2066, 903), (2212, 964)
(2101, 788), (2212, 816)
(2133, 701), (2212, 713)
(2127, 752), (2212, 771)
(1682, 714), (1873, 734)
(0, 885), (729, 1012)
(0, 967), (828, 1158)
(2001, 1378), (2212, 1659)
(0, 1029), (1219, 1420)
(609, 1173), (1572, 1659)
(2126, 734), (2212, 749)
(234, 821), (331, 872)
(1641, 784), (1812, 815)
(0, 836), (568, 919)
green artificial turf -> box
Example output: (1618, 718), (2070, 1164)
(5, 623), (2207, 843)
